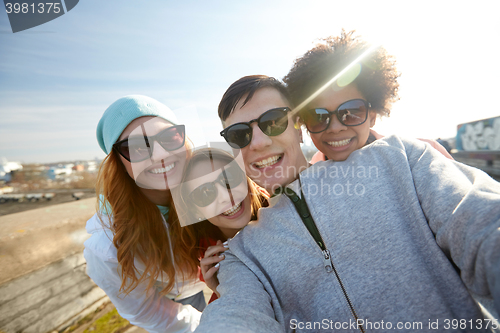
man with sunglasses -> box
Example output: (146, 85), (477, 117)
(196, 69), (500, 332)
(219, 75), (309, 193)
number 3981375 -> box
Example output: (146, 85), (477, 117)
(5, 3), (61, 14)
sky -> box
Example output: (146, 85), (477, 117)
(1, 0), (499, 164)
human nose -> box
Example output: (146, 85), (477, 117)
(324, 114), (347, 134)
(248, 123), (272, 151)
(214, 182), (236, 209)
(150, 140), (171, 161)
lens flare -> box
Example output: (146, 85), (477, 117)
(337, 63), (362, 87)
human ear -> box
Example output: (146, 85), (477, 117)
(295, 122), (303, 143)
(294, 117), (304, 143)
(369, 111), (377, 127)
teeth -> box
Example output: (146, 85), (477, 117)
(327, 138), (352, 147)
(222, 202), (242, 216)
(253, 155), (281, 168)
(149, 163), (175, 174)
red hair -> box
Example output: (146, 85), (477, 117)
(95, 149), (198, 296)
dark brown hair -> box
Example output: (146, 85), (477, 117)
(283, 29), (400, 117)
(218, 75), (292, 122)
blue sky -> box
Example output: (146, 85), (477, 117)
(1, 1), (499, 163)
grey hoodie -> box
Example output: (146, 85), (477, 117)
(195, 135), (500, 333)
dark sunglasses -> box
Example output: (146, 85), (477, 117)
(189, 165), (245, 207)
(220, 107), (291, 149)
(113, 124), (186, 162)
(300, 99), (370, 133)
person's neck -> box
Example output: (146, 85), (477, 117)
(219, 227), (239, 239)
(296, 155), (310, 175)
(266, 157), (310, 194)
(139, 188), (171, 206)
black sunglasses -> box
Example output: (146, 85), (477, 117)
(220, 107), (291, 149)
(113, 124), (186, 162)
(300, 99), (370, 133)
(189, 165), (245, 207)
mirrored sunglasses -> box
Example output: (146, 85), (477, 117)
(300, 99), (370, 133)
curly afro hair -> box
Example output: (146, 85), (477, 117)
(283, 30), (400, 117)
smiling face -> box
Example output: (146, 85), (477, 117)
(224, 87), (308, 193)
(118, 116), (187, 191)
(186, 159), (252, 238)
(307, 84), (377, 161)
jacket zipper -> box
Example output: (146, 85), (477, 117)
(323, 249), (364, 333)
(284, 188), (364, 333)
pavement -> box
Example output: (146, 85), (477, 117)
(0, 197), (95, 284)
(0, 197), (212, 333)
(0, 189), (96, 216)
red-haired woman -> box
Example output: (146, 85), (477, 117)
(84, 95), (204, 332)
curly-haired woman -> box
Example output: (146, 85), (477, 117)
(284, 30), (452, 162)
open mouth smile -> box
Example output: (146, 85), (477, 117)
(252, 154), (283, 169)
(148, 162), (175, 174)
(326, 138), (352, 148)
(221, 201), (242, 216)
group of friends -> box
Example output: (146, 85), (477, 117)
(83, 31), (500, 333)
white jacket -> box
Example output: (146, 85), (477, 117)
(84, 212), (206, 333)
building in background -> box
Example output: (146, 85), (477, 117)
(452, 116), (500, 180)
(0, 158), (23, 183)
(47, 164), (74, 181)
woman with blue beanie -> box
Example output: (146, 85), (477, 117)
(83, 95), (205, 332)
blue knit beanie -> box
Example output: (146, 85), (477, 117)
(96, 95), (178, 154)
